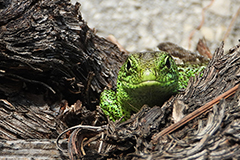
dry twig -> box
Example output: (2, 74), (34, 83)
(188, 0), (215, 49)
(152, 84), (239, 143)
(222, 7), (240, 41)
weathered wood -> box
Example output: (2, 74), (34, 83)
(0, 0), (126, 141)
(64, 42), (240, 159)
(0, 0), (127, 158)
(0, 139), (68, 159)
(1, 0), (240, 159)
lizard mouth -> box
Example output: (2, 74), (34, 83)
(137, 80), (176, 87)
(139, 80), (160, 85)
(134, 80), (177, 87)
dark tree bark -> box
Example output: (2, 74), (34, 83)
(0, 0), (126, 141)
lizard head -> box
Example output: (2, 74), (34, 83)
(117, 51), (179, 109)
(118, 51), (179, 90)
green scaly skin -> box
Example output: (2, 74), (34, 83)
(100, 51), (180, 121)
(177, 64), (206, 89)
(100, 51), (207, 121)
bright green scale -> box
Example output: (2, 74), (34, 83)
(100, 51), (206, 121)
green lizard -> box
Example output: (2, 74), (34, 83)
(100, 51), (207, 121)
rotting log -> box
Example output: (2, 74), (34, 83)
(0, 0), (127, 158)
(0, 0), (126, 141)
(1, 0), (240, 159)
(0, 139), (69, 159)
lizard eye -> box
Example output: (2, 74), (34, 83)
(126, 60), (132, 70)
(165, 57), (171, 69)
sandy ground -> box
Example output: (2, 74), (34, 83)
(71, 0), (240, 53)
